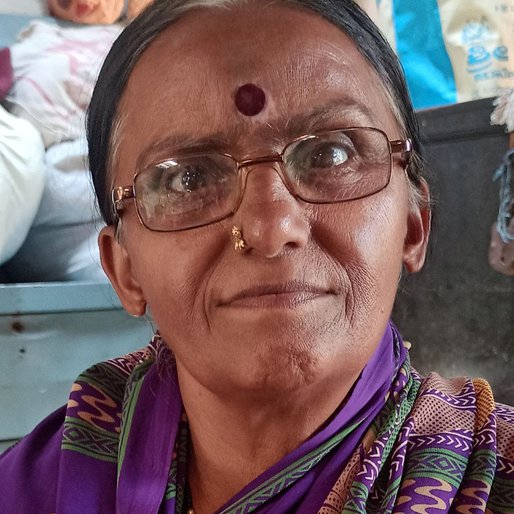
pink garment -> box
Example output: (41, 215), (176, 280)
(0, 48), (13, 100)
(6, 21), (121, 147)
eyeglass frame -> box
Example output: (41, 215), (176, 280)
(111, 126), (413, 232)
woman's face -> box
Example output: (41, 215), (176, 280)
(101, 3), (430, 398)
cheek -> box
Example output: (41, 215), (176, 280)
(313, 189), (408, 310)
(125, 225), (228, 334)
(318, 199), (406, 263)
(355, 203), (406, 270)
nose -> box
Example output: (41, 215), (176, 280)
(234, 164), (309, 258)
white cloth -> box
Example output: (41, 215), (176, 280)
(5, 20), (121, 147)
(35, 138), (99, 226)
(6, 138), (107, 281)
(0, 105), (45, 265)
(7, 221), (106, 282)
(491, 89), (514, 132)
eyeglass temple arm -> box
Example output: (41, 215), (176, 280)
(112, 186), (135, 219)
(390, 138), (413, 167)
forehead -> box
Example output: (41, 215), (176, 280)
(115, 3), (398, 175)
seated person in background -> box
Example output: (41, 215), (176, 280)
(0, 46), (45, 268)
(1, 18), (121, 282)
(48, 0), (152, 24)
(0, 104), (45, 268)
(1, 0), (513, 512)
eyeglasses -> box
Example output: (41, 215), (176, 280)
(112, 127), (412, 232)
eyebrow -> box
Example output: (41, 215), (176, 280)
(135, 129), (239, 171)
(282, 98), (376, 136)
(135, 97), (376, 168)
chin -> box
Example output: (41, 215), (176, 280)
(237, 333), (342, 395)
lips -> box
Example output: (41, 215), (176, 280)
(219, 281), (333, 309)
(76, 2), (97, 17)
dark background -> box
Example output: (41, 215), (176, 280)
(393, 97), (514, 405)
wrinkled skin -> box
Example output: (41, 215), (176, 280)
(99, 3), (430, 510)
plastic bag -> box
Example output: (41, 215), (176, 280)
(377, 0), (514, 109)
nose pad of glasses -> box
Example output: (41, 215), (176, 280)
(233, 160), (298, 213)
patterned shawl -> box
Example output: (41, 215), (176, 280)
(1, 322), (513, 513)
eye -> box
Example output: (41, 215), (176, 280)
(158, 162), (209, 193)
(306, 142), (350, 168)
(288, 134), (357, 174)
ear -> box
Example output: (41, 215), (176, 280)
(402, 179), (431, 273)
(99, 225), (147, 316)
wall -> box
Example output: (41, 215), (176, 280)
(0, 0), (45, 15)
(393, 97), (514, 404)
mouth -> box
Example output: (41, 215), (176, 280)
(220, 281), (334, 309)
(76, 2), (97, 17)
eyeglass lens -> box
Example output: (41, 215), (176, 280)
(134, 128), (392, 231)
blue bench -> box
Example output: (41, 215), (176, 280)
(0, 282), (153, 452)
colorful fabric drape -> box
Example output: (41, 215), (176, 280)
(1, 322), (513, 513)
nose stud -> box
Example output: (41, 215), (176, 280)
(231, 226), (246, 252)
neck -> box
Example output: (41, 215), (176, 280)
(178, 367), (359, 514)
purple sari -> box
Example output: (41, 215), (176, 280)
(1, 322), (513, 513)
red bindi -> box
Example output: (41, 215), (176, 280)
(234, 83), (267, 116)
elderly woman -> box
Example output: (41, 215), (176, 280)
(1, 0), (514, 512)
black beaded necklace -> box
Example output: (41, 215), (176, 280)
(185, 481), (195, 514)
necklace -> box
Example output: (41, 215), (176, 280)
(185, 481), (195, 514)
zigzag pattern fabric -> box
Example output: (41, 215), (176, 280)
(1, 325), (513, 513)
